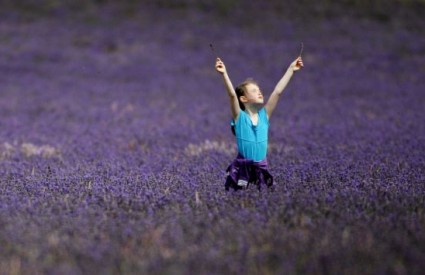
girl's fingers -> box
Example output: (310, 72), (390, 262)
(297, 57), (303, 65)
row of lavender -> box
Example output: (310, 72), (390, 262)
(1, 4), (425, 274)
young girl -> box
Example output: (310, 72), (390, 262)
(215, 55), (303, 190)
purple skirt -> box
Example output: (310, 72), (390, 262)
(225, 154), (274, 191)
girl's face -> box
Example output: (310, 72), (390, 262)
(242, 83), (264, 105)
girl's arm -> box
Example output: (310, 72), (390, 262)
(215, 58), (240, 121)
(265, 57), (303, 118)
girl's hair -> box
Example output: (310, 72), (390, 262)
(234, 78), (258, 111)
(232, 78), (258, 135)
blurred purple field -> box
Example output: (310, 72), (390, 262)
(1, 1), (425, 274)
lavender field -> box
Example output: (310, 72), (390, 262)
(1, 1), (425, 274)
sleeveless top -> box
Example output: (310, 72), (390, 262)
(231, 108), (269, 162)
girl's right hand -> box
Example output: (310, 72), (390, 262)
(215, 58), (226, 74)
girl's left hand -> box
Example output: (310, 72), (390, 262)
(291, 57), (304, 71)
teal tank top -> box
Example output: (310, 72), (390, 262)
(232, 108), (269, 161)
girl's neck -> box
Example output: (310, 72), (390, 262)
(244, 104), (261, 125)
(244, 104), (260, 116)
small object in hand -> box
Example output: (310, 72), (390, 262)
(299, 42), (304, 57)
(210, 43), (221, 58)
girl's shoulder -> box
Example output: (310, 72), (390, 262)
(236, 109), (248, 120)
(259, 107), (270, 124)
(259, 107), (267, 117)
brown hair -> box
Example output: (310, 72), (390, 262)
(235, 78), (258, 111)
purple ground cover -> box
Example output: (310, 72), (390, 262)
(1, 1), (425, 274)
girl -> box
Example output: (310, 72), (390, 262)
(215, 55), (303, 190)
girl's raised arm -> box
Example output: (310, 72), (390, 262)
(265, 57), (303, 118)
(215, 58), (240, 121)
